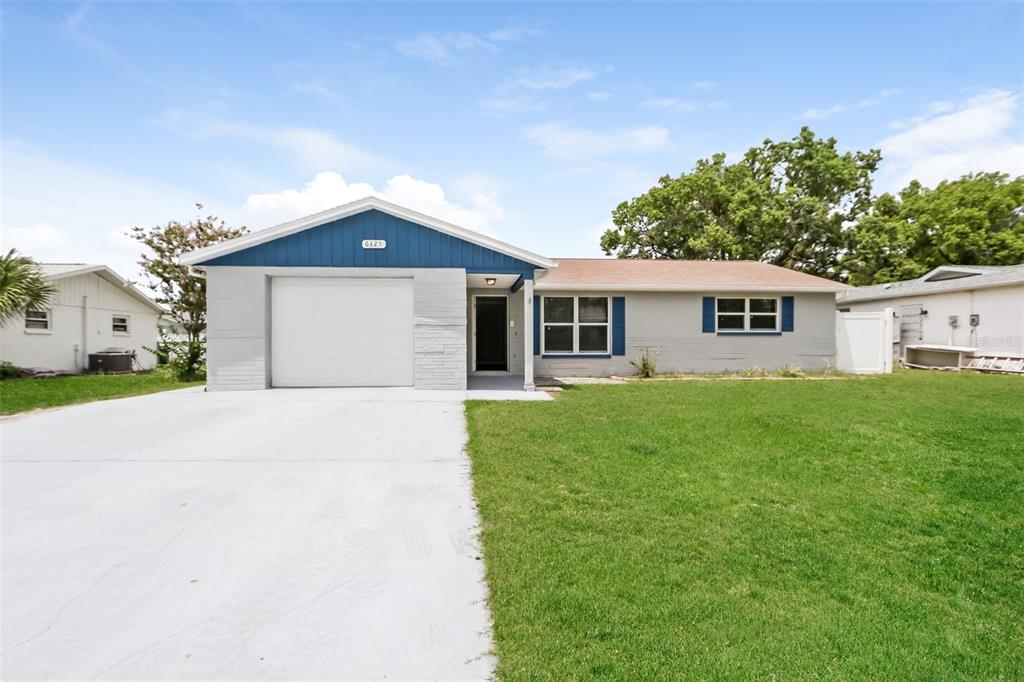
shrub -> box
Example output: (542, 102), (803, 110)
(631, 349), (658, 378)
(738, 365), (768, 377)
(147, 334), (206, 381)
(0, 360), (21, 380)
(777, 364), (806, 378)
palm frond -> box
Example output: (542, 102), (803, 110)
(0, 250), (58, 325)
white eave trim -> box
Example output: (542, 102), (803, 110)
(180, 196), (557, 269)
(535, 283), (849, 293)
(836, 277), (1024, 304)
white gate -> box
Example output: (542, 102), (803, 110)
(836, 308), (894, 374)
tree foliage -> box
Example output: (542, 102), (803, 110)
(0, 249), (56, 325)
(843, 173), (1024, 285)
(129, 205), (246, 380)
(601, 128), (881, 278)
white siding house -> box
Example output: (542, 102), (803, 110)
(837, 265), (1024, 357)
(0, 264), (164, 373)
(182, 197), (849, 391)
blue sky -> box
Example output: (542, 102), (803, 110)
(3, 1), (1023, 279)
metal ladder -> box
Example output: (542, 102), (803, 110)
(965, 354), (1024, 374)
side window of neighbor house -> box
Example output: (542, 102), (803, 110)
(112, 315), (131, 335)
(25, 310), (51, 332)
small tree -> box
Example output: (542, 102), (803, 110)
(0, 249), (56, 325)
(129, 204), (246, 380)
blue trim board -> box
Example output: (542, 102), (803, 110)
(717, 332), (783, 336)
(541, 354), (612, 359)
(199, 209), (537, 278)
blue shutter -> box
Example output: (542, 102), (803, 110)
(702, 297), (716, 333)
(612, 297), (626, 355)
(781, 296), (795, 332)
(533, 295), (541, 355)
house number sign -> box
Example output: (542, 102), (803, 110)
(361, 239), (387, 249)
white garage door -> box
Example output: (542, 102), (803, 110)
(271, 278), (414, 387)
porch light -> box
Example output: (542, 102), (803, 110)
(485, 277), (497, 286)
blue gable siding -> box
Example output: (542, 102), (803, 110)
(199, 209), (538, 278)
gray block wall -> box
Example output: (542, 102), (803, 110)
(533, 290), (838, 377)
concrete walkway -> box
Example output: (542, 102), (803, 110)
(1, 387), (495, 681)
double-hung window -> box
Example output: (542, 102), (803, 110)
(24, 309), (51, 333)
(716, 298), (779, 331)
(112, 315), (131, 335)
(542, 296), (610, 354)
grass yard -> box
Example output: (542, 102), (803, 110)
(0, 371), (201, 415)
(466, 372), (1024, 680)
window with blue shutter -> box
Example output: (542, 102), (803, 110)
(702, 297), (716, 333)
(612, 297), (626, 355)
(781, 296), (795, 332)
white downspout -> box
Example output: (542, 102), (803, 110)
(523, 279), (534, 391)
(81, 295), (89, 371)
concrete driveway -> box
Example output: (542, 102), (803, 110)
(2, 388), (494, 681)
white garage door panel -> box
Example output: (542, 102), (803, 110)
(272, 278), (414, 387)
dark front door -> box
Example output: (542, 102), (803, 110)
(475, 296), (508, 372)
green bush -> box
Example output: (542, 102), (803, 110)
(630, 349), (658, 378)
(0, 360), (21, 380)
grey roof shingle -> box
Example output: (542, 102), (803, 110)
(837, 264), (1024, 303)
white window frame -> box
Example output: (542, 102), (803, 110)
(24, 309), (52, 334)
(541, 296), (611, 355)
(715, 297), (780, 332)
(112, 314), (131, 336)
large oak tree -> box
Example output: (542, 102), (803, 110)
(843, 173), (1024, 285)
(601, 128), (881, 279)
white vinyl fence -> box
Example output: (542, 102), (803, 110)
(836, 308), (895, 374)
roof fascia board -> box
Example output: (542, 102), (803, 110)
(535, 283), (848, 293)
(181, 197), (556, 269)
(838, 278), (1024, 304)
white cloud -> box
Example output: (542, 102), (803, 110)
(691, 80), (717, 91)
(2, 224), (73, 254)
(642, 97), (729, 113)
(242, 171), (504, 235)
(479, 94), (543, 115)
(513, 66), (596, 91)
(0, 143), (226, 281)
(801, 103), (849, 120)
(878, 88), (1024, 189)
(523, 122), (671, 161)
(155, 108), (380, 173)
(800, 88), (901, 120)
(480, 65), (597, 116)
(643, 98), (700, 113)
(586, 91), (612, 102)
(290, 79), (338, 98)
(395, 25), (541, 64)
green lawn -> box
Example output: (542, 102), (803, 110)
(466, 372), (1024, 680)
(0, 371), (202, 415)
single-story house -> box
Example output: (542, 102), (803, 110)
(0, 264), (164, 373)
(837, 264), (1024, 357)
(181, 197), (849, 391)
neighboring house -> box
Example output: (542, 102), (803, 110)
(0, 264), (164, 372)
(837, 265), (1024, 357)
(181, 197), (849, 391)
